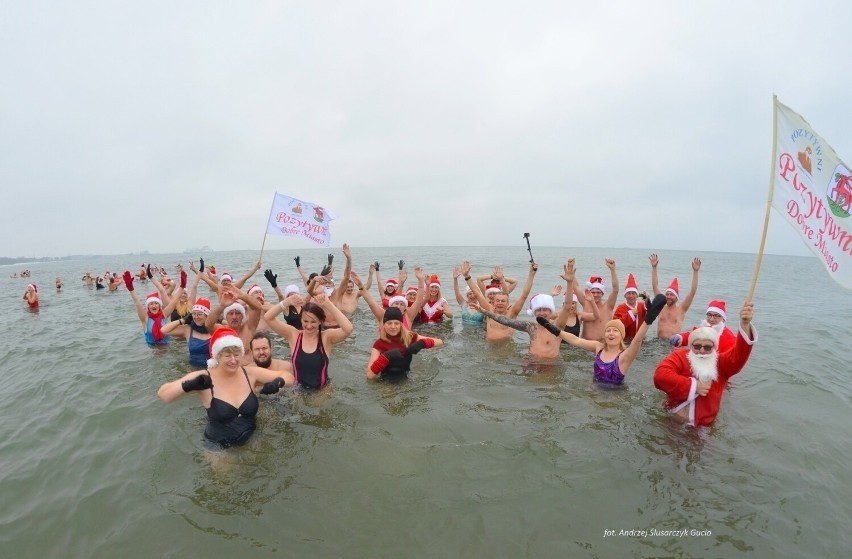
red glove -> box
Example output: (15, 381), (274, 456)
(180, 270), (187, 289)
(370, 354), (390, 374)
(122, 271), (134, 291)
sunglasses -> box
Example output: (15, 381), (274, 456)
(705, 312), (722, 319)
(691, 343), (715, 352)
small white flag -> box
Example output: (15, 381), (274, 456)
(266, 193), (337, 247)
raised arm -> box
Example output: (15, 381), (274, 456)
(294, 255), (310, 288)
(263, 295), (301, 344)
(404, 267), (429, 323)
(478, 304), (535, 335)
(160, 271), (187, 317)
(353, 272), (384, 321)
(461, 261), (491, 310)
(122, 271), (147, 327)
(332, 243), (353, 305)
(616, 294), (665, 374)
(316, 293), (353, 345)
(493, 266), (518, 294)
(234, 260), (261, 289)
(452, 265), (464, 306)
(649, 253), (661, 296)
(679, 258), (701, 312)
(604, 258), (619, 310)
(507, 262), (538, 317)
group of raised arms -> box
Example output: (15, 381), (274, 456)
(127, 245), (758, 450)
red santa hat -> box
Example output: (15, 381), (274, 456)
(247, 283), (264, 298)
(27, 283), (38, 293)
(689, 326), (720, 347)
(384, 278), (399, 290)
(207, 327), (244, 368)
(388, 295), (408, 307)
(219, 272), (234, 285)
(624, 273), (638, 295)
(145, 292), (162, 307)
(485, 283), (502, 295)
(586, 276), (605, 292)
(527, 294), (556, 315)
(192, 297), (211, 316)
(706, 300), (727, 321)
(405, 286), (418, 294)
(429, 275), (441, 288)
(223, 302), (246, 322)
(665, 278), (680, 299)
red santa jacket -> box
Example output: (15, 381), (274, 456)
(613, 301), (646, 341)
(653, 326), (757, 427)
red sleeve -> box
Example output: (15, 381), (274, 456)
(717, 330), (754, 381)
(653, 351), (694, 403)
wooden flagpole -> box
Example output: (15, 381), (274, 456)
(747, 95), (780, 302)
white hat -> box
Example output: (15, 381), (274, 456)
(527, 294), (556, 315)
(388, 295), (407, 307)
(223, 302), (246, 322)
(284, 284), (300, 297)
(689, 326), (719, 346)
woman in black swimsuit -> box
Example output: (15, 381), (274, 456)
(157, 327), (295, 448)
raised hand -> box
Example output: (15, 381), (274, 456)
(452, 265), (461, 279)
(536, 316), (563, 336)
(692, 258), (702, 271)
(199, 257), (205, 273)
(644, 294), (667, 325)
(180, 270), (188, 289)
(550, 284), (563, 297)
(122, 271), (134, 291)
(146, 264), (153, 279)
(320, 264), (332, 277)
(649, 253), (659, 268)
(461, 261), (471, 277)
(398, 259), (405, 270)
(294, 256), (301, 267)
(342, 243), (351, 259)
(327, 253), (334, 266)
(604, 258), (616, 271)
(181, 373), (213, 393)
(264, 269), (278, 288)
(373, 261), (380, 271)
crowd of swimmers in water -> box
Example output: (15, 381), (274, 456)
(19, 246), (759, 448)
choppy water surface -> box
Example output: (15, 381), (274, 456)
(1, 246), (850, 558)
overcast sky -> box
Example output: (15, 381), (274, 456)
(2, 0), (850, 258)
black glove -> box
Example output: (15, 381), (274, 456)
(181, 373), (213, 393)
(398, 259), (405, 270)
(146, 264), (153, 279)
(407, 340), (427, 355)
(199, 257), (205, 272)
(373, 261), (380, 271)
(536, 316), (563, 337)
(263, 269), (278, 288)
(294, 256), (301, 267)
(644, 294), (667, 325)
(320, 264), (332, 277)
(327, 253), (334, 265)
(382, 349), (405, 362)
(260, 377), (285, 395)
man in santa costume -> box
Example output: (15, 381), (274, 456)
(649, 254), (702, 338)
(612, 273), (648, 342)
(669, 299), (736, 353)
(654, 301), (757, 427)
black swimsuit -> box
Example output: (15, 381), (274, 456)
(203, 368), (258, 448)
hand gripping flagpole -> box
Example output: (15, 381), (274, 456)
(523, 233), (534, 263)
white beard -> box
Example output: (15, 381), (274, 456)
(687, 350), (718, 383)
(699, 319), (725, 334)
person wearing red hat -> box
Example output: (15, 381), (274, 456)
(420, 274), (453, 324)
(669, 299), (737, 353)
(654, 301), (758, 427)
(263, 292), (353, 389)
(612, 273), (650, 343)
(162, 297), (214, 366)
(23, 283), (39, 310)
(649, 254), (702, 338)
(123, 269), (187, 345)
(157, 327), (296, 449)
(204, 284), (264, 365)
(355, 268), (427, 330)
(561, 258), (620, 342)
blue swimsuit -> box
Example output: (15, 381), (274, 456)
(461, 306), (485, 325)
(188, 329), (211, 367)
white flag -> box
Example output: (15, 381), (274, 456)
(772, 98), (852, 289)
(266, 193), (337, 247)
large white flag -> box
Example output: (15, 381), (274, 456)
(266, 193), (337, 247)
(772, 98), (852, 289)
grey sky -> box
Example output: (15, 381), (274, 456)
(2, 0), (849, 258)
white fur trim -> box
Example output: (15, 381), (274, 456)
(223, 302), (246, 318)
(210, 334), (244, 364)
(706, 304), (727, 321)
(388, 295), (407, 307)
(284, 284), (300, 297)
(689, 326), (719, 346)
(527, 294), (556, 315)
